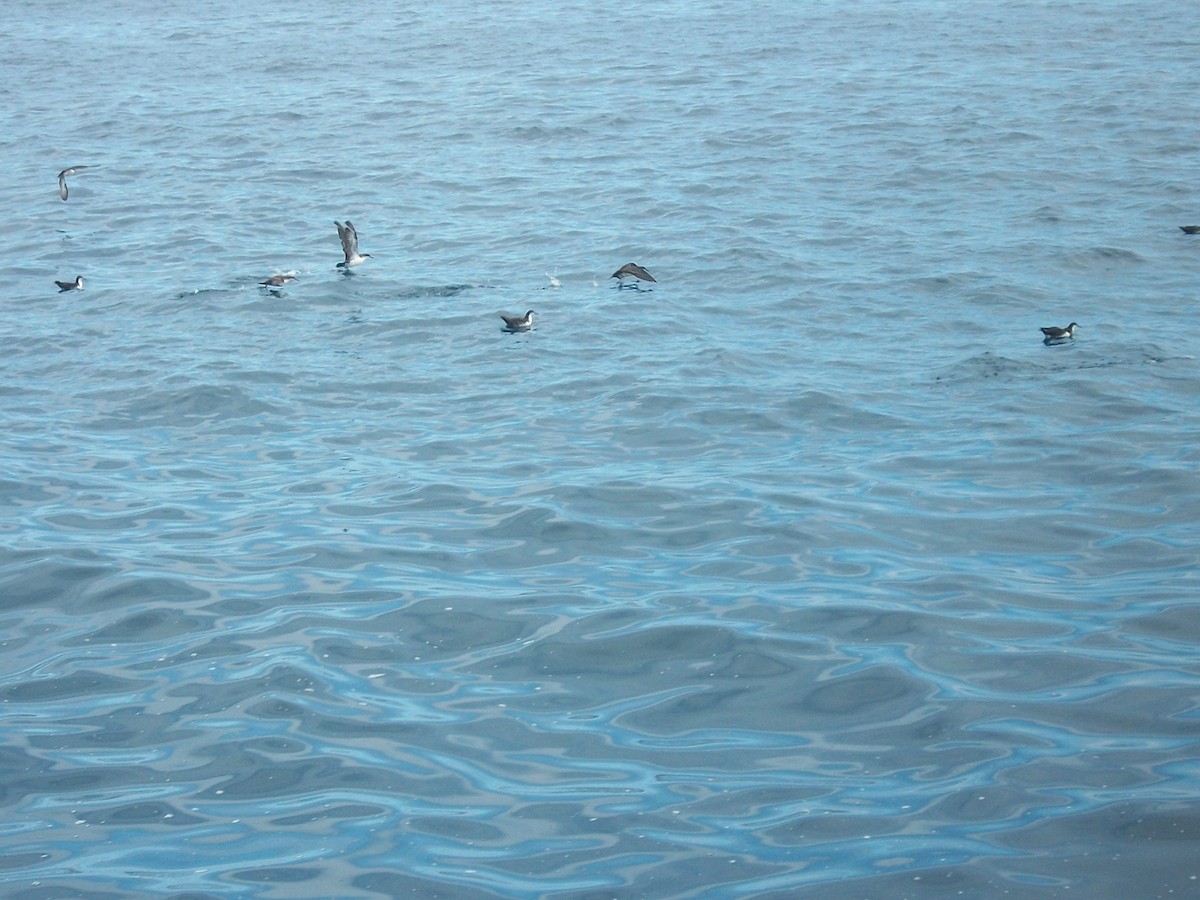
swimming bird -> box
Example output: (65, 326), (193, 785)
(57, 165), (96, 202)
(1180, 225), (1200, 234)
(501, 310), (534, 331)
(259, 273), (297, 287)
(611, 262), (656, 285)
(55, 276), (84, 292)
(1040, 322), (1079, 342)
(335, 220), (371, 267)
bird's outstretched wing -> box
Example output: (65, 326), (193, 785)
(335, 220), (358, 262)
(57, 165), (96, 201)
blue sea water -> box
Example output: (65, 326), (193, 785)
(2, 0), (1199, 897)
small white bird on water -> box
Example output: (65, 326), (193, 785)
(55, 276), (84, 292)
(501, 310), (534, 331)
(58, 165), (96, 202)
(335, 220), (371, 268)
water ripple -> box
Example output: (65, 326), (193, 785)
(2, 0), (1199, 897)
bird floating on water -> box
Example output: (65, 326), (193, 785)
(1040, 322), (1079, 343)
(501, 310), (534, 331)
(611, 262), (656, 286)
(260, 273), (297, 287)
(1179, 225), (1200, 234)
(58, 165), (96, 202)
(55, 276), (84, 292)
(335, 220), (371, 267)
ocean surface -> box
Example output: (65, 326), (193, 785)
(2, 1), (1198, 897)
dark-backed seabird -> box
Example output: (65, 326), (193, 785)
(58, 166), (96, 202)
(1040, 322), (1079, 342)
(501, 310), (534, 331)
(611, 262), (656, 286)
(260, 273), (297, 287)
(1179, 225), (1200, 234)
(55, 276), (84, 292)
(335, 220), (371, 267)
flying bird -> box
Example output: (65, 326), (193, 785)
(260, 273), (297, 287)
(55, 276), (84, 292)
(1040, 322), (1079, 342)
(58, 165), (96, 202)
(611, 262), (656, 286)
(501, 310), (535, 331)
(335, 220), (371, 267)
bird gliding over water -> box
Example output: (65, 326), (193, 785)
(611, 262), (656, 286)
(58, 165), (96, 201)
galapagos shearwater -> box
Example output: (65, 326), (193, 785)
(335, 220), (371, 267)
(55, 276), (84, 292)
(611, 262), (656, 286)
(57, 166), (96, 202)
(501, 310), (535, 331)
(1040, 322), (1079, 342)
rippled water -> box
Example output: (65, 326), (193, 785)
(2, 1), (1199, 897)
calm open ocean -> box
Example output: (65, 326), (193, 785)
(1, 1), (1198, 897)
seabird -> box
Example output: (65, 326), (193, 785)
(57, 165), (96, 202)
(1040, 322), (1079, 342)
(611, 262), (656, 286)
(259, 274), (297, 287)
(501, 310), (534, 331)
(55, 276), (84, 292)
(1179, 225), (1200, 234)
(335, 220), (371, 267)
